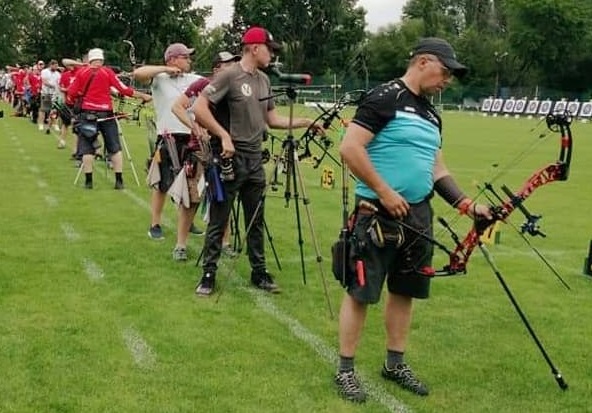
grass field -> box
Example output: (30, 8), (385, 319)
(1, 101), (591, 413)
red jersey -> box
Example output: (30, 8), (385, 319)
(59, 70), (76, 93)
(28, 72), (42, 95)
(67, 65), (134, 111)
(12, 70), (26, 94)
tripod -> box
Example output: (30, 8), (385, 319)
(194, 197), (282, 271)
(265, 84), (334, 318)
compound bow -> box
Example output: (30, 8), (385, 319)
(424, 111), (573, 279)
(396, 111), (574, 391)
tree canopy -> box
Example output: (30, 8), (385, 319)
(2, 0), (592, 98)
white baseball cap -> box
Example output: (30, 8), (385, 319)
(88, 48), (104, 62)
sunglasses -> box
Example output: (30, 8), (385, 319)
(426, 57), (452, 79)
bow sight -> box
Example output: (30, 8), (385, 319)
(298, 89), (366, 168)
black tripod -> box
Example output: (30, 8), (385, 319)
(194, 197), (282, 271)
(262, 84), (334, 318)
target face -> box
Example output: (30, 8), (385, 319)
(503, 99), (515, 112)
(567, 102), (580, 116)
(539, 101), (552, 114)
(492, 99), (503, 112)
(580, 103), (592, 117)
(481, 99), (493, 111)
(553, 101), (566, 113)
(526, 101), (539, 114)
(514, 100), (526, 113)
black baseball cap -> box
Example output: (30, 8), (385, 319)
(411, 37), (468, 78)
(212, 51), (240, 68)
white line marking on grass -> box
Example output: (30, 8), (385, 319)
(244, 288), (412, 413)
(120, 189), (174, 228)
(122, 327), (156, 369)
(29, 165), (40, 174)
(82, 258), (104, 281)
(61, 222), (80, 241)
(44, 195), (58, 207)
(109, 175), (405, 410)
(37, 180), (48, 188)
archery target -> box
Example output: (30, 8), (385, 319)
(580, 102), (592, 118)
(553, 100), (567, 113)
(513, 99), (527, 113)
(538, 100), (552, 115)
(481, 98), (493, 112)
(567, 101), (581, 117)
(491, 99), (504, 113)
(525, 100), (540, 114)
(502, 99), (516, 113)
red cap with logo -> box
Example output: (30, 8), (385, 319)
(241, 27), (281, 51)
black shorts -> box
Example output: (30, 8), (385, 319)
(76, 111), (120, 155)
(347, 197), (434, 303)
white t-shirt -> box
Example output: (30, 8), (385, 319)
(151, 72), (202, 135)
(40, 68), (61, 96)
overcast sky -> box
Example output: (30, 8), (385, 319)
(195, 0), (406, 33)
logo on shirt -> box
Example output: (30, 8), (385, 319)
(241, 83), (252, 97)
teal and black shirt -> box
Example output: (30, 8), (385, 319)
(352, 79), (442, 204)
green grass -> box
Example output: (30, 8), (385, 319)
(1, 102), (591, 413)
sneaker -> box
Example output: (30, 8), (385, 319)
(195, 273), (216, 296)
(57, 139), (66, 149)
(189, 223), (204, 236)
(381, 363), (429, 396)
(84, 181), (93, 189)
(251, 270), (281, 294)
(53, 124), (61, 132)
(114, 181), (124, 190)
(45, 129), (50, 135)
(222, 244), (239, 258)
(334, 370), (367, 403)
(38, 124), (43, 131)
(172, 246), (188, 261)
(148, 224), (164, 240)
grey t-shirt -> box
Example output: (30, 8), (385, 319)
(204, 63), (274, 151)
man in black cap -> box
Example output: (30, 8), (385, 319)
(333, 37), (490, 402)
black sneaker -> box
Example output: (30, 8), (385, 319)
(251, 270), (281, 294)
(195, 273), (216, 297)
(381, 363), (429, 396)
(114, 181), (124, 190)
(148, 224), (164, 240)
(334, 370), (367, 403)
(84, 181), (93, 189)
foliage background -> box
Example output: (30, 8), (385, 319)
(2, 0), (592, 100)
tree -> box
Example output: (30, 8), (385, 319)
(230, 0), (366, 76)
(0, 0), (39, 64)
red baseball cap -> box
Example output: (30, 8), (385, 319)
(241, 27), (281, 51)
